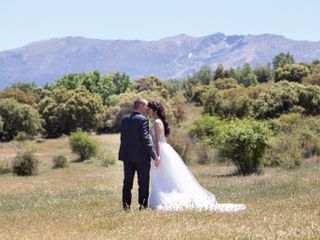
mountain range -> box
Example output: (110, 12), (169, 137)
(0, 33), (320, 88)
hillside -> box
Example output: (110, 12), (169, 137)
(0, 33), (320, 88)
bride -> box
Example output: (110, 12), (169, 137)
(147, 100), (246, 212)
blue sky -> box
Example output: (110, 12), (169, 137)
(1, 0), (319, 51)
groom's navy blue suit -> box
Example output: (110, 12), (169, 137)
(119, 111), (157, 209)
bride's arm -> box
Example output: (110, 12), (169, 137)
(154, 120), (163, 158)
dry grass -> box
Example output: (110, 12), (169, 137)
(0, 135), (319, 239)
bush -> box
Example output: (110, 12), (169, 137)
(265, 115), (320, 168)
(219, 119), (271, 175)
(14, 132), (29, 141)
(189, 115), (224, 146)
(193, 142), (221, 165)
(0, 98), (43, 141)
(38, 87), (105, 138)
(213, 77), (240, 90)
(254, 81), (320, 119)
(99, 151), (117, 167)
(274, 64), (309, 83)
(69, 130), (98, 161)
(202, 86), (263, 118)
(302, 63), (320, 86)
(170, 96), (187, 124)
(263, 134), (302, 168)
(52, 155), (69, 168)
(167, 128), (195, 165)
(190, 86), (210, 105)
(0, 88), (38, 105)
(12, 150), (39, 176)
(0, 160), (11, 175)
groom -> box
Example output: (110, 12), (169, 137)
(118, 98), (160, 211)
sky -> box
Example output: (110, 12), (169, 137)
(0, 0), (319, 51)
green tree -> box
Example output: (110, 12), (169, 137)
(0, 98), (43, 141)
(50, 70), (131, 105)
(254, 65), (273, 83)
(133, 75), (167, 92)
(9, 82), (38, 92)
(203, 86), (264, 118)
(190, 85), (210, 105)
(213, 77), (240, 89)
(229, 64), (257, 87)
(189, 115), (224, 146)
(272, 52), (295, 69)
(38, 87), (105, 137)
(274, 64), (309, 83)
(254, 81), (320, 118)
(214, 64), (226, 80)
(302, 63), (320, 86)
(195, 65), (214, 85)
(0, 88), (38, 105)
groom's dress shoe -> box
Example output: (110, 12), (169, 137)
(123, 203), (131, 212)
(139, 205), (148, 211)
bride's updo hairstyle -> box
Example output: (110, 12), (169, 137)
(148, 100), (170, 137)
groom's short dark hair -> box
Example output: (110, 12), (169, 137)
(134, 98), (147, 110)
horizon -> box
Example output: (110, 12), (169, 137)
(1, 0), (320, 51)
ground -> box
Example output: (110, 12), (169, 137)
(0, 134), (319, 240)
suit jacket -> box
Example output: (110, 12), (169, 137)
(118, 111), (157, 163)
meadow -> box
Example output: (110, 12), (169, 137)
(0, 134), (319, 240)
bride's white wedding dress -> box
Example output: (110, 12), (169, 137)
(149, 119), (246, 212)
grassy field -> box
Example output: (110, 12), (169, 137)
(0, 134), (320, 239)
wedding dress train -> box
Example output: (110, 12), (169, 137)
(149, 120), (246, 212)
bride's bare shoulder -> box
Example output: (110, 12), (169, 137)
(154, 119), (164, 128)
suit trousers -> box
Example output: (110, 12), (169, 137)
(122, 161), (151, 209)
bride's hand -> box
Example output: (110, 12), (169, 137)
(155, 159), (160, 167)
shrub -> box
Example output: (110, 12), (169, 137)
(0, 160), (11, 175)
(219, 119), (271, 175)
(0, 88), (38, 105)
(0, 98), (43, 141)
(38, 87), (105, 138)
(213, 77), (240, 90)
(302, 63), (320, 86)
(254, 81), (320, 119)
(194, 142), (221, 165)
(263, 134), (302, 168)
(69, 130), (98, 161)
(265, 115), (320, 168)
(170, 96), (186, 124)
(14, 132), (29, 141)
(52, 155), (69, 168)
(274, 64), (309, 83)
(190, 86), (210, 105)
(202, 86), (262, 118)
(189, 115), (224, 146)
(167, 129), (195, 165)
(99, 151), (117, 167)
(12, 150), (39, 176)
(133, 75), (167, 92)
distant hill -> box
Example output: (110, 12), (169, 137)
(0, 33), (320, 88)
